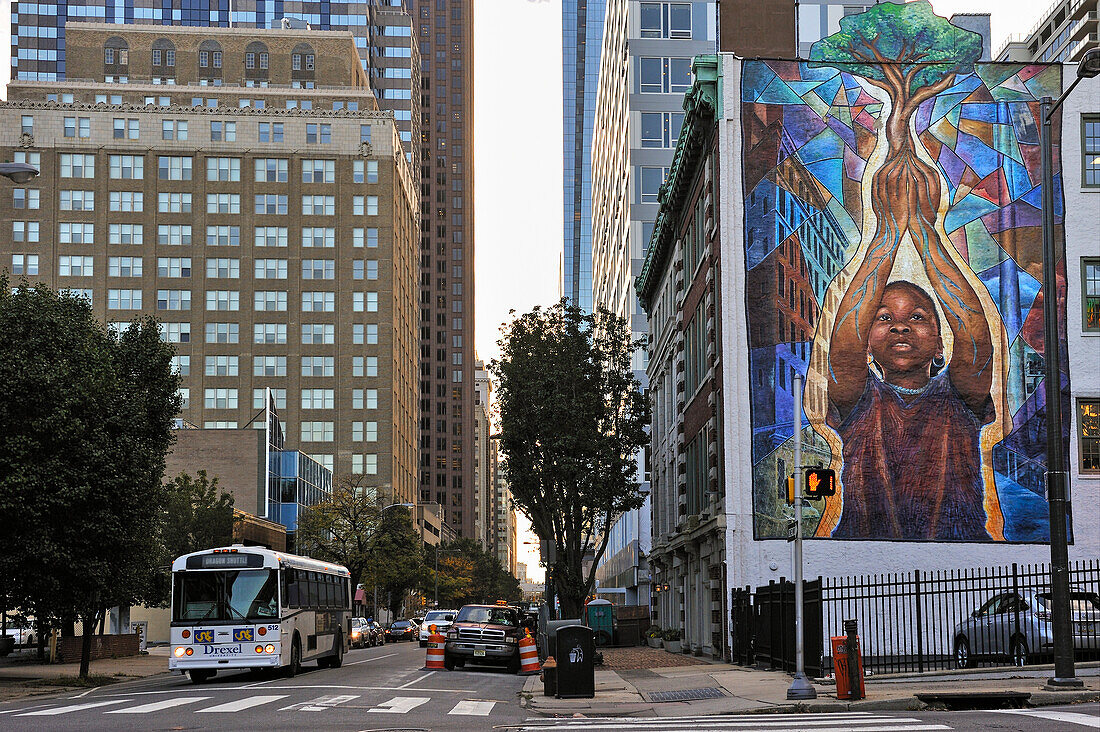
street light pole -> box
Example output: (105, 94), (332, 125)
(787, 375), (815, 700)
(1037, 47), (1099, 690)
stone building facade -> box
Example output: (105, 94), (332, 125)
(1, 23), (419, 510)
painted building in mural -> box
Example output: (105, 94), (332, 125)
(639, 1), (1099, 658)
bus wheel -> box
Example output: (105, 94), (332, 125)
(189, 670), (214, 684)
(286, 638), (302, 677)
(329, 632), (344, 668)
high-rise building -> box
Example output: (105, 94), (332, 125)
(9, 0), (478, 541)
(996, 0), (1097, 62)
(589, 0), (717, 606)
(473, 358), (493, 549)
(562, 0), (606, 312)
(1, 23), (419, 510)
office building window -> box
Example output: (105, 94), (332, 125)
(639, 2), (691, 38)
(156, 257), (191, 277)
(255, 158), (288, 181)
(12, 222), (40, 243)
(640, 112), (684, 148)
(255, 258), (288, 279)
(60, 154), (95, 178)
(109, 155), (144, 179)
(638, 57), (692, 94)
(305, 123), (331, 143)
(11, 254), (39, 275)
(258, 122), (284, 142)
(206, 157), (241, 182)
(640, 166), (669, 204)
(254, 356), (287, 377)
(1084, 258), (1100, 332)
(302, 324), (335, 344)
(210, 120), (236, 141)
(60, 190), (94, 211)
(159, 322), (190, 343)
(162, 119), (188, 140)
(1086, 115), (1100, 187)
(302, 159), (335, 183)
(206, 322), (239, 344)
(1079, 399), (1100, 473)
(254, 323), (287, 344)
(204, 355), (239, 377)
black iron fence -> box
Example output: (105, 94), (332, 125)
(731, 559), (1100, 676)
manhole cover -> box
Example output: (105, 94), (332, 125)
(644, 687), (726, 702)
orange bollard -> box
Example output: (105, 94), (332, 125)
(517, 629), (540, 675)
(423, 624), (446, 670)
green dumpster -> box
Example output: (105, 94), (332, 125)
(585, 599), (614, 646)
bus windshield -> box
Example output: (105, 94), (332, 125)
(173, 570), (279, 622)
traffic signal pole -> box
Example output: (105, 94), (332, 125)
(787, 375), (816, 700)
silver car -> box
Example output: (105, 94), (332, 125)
(953, 590), (1100, 668)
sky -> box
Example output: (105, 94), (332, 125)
(0, 0), (1049, 583)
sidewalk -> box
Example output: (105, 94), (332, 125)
(0, 647), (171, 702)
(521, 649), (1100, 717)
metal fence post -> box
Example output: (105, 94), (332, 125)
(914, 569), (924, 674)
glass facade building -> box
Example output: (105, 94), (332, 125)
(269, 449), (333, 533)
(562, 0), (605, 312)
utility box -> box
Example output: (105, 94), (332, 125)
(585, 600), (614, 646)
(554, 625), (595, 699)
(831, 635), (866, 700)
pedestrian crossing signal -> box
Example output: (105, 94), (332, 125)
(804, 468), (836, 498)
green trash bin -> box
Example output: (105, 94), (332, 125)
(585, 599), (614, 646)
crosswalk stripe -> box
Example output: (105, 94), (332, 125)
(448, 700), (496, 716)
(992, 710), (1099, 728)
(535, 718), (931, 729)
(106, 697), (212, 714)
(196, 695), (288, 713)
(17, 700), (128, 716)
(367, 696), (430, 714)
(280, 694), (360, 712)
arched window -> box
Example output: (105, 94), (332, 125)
(104, 36), (128, 67)
(198, 39), (224, 81)
(151, 38), (176, 80)
(245, 41), (270, 82)
(291, 43), (316, 84)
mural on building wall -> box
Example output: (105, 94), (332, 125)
(742, 1), (1069, 542)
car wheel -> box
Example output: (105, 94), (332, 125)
(954, 637), (973, 669)
(1010, 637), (1029, 667)
(443, 652), (456, 671)
(507, 651), (521, 674)
(189, 669), (214, 684)
(286, 638), (302, 677)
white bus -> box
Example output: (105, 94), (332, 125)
(170, 545), (351, 683)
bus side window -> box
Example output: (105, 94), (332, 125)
(326, 575), (336, 608)
(306, 572), (319, 607)
(280, 569), (290, 608)
(286, 569), (300, 609)
(344, 577), (351, 609)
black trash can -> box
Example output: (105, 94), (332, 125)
(554, 624), (595, 699)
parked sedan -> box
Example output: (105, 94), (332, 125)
(385, 620), (418, 642)
(953, 590), (1100, 668)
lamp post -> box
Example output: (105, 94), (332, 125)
(0, 162), (38, 184)
(1038, 47), (1100, 690)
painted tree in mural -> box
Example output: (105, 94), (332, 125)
(811, 2), (1003, 540)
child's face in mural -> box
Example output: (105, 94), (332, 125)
(867, 284), (944, 382)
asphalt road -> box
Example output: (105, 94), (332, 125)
(0, 638), (531, 731)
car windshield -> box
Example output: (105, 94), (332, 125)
(392, 621), (410, 629)
(173, 570), (279, 622)
(455, 606), (517, 626)
(425, 611), (452, 622)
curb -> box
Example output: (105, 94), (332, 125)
(522, 688), (1100, 717)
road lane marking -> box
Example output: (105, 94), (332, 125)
(345, 652), (398, 666)
(396, 671), (434, 688)
(106, 697), (212, 714)
(280, 694), (360, 711)
(993, 710), (1099, 728)
(515, 725), (952, 732)
(367, 696), (430, 714)
(17, 700), (129, 716)
(196, 695), (288, 713)
(448, 700), (495, 716)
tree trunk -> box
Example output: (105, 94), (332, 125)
(79, 611), (95, 679)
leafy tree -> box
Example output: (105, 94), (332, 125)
(0, 282), (181, 677)
(362, 507), (423, 617)
(490, 300), (649, 617)
(148, 471), (236, 604)
(295, 475), (382, 591)
(422, 538), (521, 608)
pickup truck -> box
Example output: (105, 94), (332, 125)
(443, 604), (528, 673)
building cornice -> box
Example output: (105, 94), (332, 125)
(635, 55), (719, 311)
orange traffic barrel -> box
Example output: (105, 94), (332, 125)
(518, 630), (539, 675)
(423, 624), (446, 670)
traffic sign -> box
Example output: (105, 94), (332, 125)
(786, 520), (799, 542)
